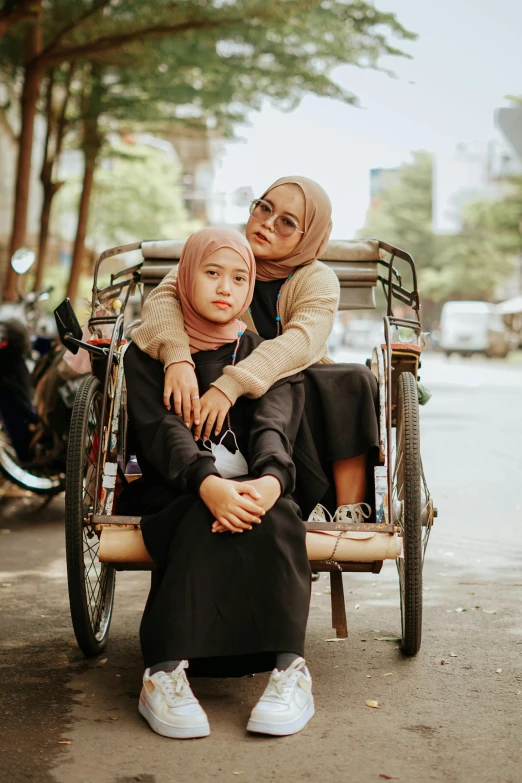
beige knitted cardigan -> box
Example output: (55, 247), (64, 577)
(132, 260), (340, 404)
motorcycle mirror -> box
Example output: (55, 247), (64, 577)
(54, 298), (83, 354)
(11, 247), (36, 275)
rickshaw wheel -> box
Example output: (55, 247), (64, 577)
(393, 371), (422, 656)
(65, 375), (115, 657)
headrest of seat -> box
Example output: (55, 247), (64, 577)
(319, 239), (384, 262)
(142, 239), (185, 259)
(141, 238), (384, 262)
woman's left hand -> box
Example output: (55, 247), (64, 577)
(212, 476), (281, 533)
(193, 387), (232, 441)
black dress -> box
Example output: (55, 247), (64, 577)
(122, 334), (311, 677)
(251, 280), (380, 518)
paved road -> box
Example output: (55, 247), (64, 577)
(1, 353), (521, 783)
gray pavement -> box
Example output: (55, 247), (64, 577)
(1, 353), (521, 783)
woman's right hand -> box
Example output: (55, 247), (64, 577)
(199, 475), (265, 534)
(164, 361), (201, 428)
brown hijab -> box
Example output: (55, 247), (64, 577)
(177, 227), (256, 354)
(254, 176), (332, 282)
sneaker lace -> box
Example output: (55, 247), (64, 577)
(308, 503), (333, 524)
(157, 661), (193, 706)
(336, 502), (372, 524)
(264, 658), (305, 700)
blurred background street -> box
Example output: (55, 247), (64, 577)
(1, 1), (522, 781)
(1, 351), (521, 783)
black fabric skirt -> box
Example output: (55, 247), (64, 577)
(135, 490), (311, 677)
(293, 363), (380, 518)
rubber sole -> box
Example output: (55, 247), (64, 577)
(247, 700), (315, 736)
(139, 701), (210, 739)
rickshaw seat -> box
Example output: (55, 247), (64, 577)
(98, 518), (401, 565)
(140, 238), (383, 312)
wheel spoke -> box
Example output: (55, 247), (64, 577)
(67, 377), (115, 655)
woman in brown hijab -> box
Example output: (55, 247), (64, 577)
(133, 175), (379, 527)
(124, 228), (312, 739)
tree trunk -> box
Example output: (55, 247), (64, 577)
(34, 181), (60, 291)
(4, 0), (43, 302)
(34, 65), (73, 291)
(66, 64), (103, 305)
(66, 146), (99, 304)
(0, 1), (37, 37)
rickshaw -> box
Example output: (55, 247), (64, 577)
(54, 238), (436, 660)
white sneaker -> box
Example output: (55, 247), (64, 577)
(247, 657), (315, 736)
(139, 661), (210, 739)
(333, 502), (372, 525)
(308, 504), (333, 524)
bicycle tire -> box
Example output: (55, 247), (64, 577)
(394, 371), (422, 656)
(65, 375), (115, 657)
(0, 423), (64, 495)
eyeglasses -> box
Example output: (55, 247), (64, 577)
(249, 199), (304, 239)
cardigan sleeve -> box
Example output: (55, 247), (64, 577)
(212, 262), (340, 403)
(132, 266), (194, 370)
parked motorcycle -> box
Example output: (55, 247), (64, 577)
(0, 249), (83, 495)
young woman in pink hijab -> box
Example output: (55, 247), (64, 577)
(123, 228), (313, 740)
(133, 177), (379, 526)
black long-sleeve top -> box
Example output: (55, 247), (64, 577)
(123, 331), (304, 498)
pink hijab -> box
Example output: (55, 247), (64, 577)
(255, 176), (332, 281)
(177, 227), (256, 354)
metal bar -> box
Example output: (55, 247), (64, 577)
(308, 561), (382, 572)
(384, 316), (394, 521)
(110, 262), (143, 283)
(379, 241), (418, 286)
(377, 240), (421, 319)
(305, 521), (397, 533)
(330, 571), (348, 638)
(388, 316), (422, 330)
(377, 258), (401, 283)
(387, 252), (395, 317)
(92, 515), (141, 526)
(94, 516), (399, 534)
(92, 242), (141, 307)
(93, 315), (124, 516)
(63, 335), (109, 358)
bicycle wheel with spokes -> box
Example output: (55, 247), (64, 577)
(392, 371), (422, 656)
(65, 375), (115, 657)
(0, 422), (65, 495)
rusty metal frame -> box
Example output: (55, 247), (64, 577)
(91, 242), (142, 319)
(91, 314), (124, 521)
(377, 241), (421, 320)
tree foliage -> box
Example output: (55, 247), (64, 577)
(1, 0), (415, 299)
(360, 151), (518, 304)
(84, 139), (197, 247)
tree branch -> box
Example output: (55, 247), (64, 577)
(39, 0), (112, 59)
(38, 16), (247, 68)
(0, 0), (37, 37)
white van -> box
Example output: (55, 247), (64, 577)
(439, 301), (509, 358)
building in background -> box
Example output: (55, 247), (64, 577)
(432, 138), (522, 236)
(168, 128), (225, 224)
(497, 106), (522, 160)
(369, 167), (400, 210)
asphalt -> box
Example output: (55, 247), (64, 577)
(1, 353), (521, 783)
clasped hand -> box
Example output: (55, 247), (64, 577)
(165, 363), (282, 533)
(201, 475), (281, 534)
(164, 362), (231, 440)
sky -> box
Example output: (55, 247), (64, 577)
(213, 0), (522, 237)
